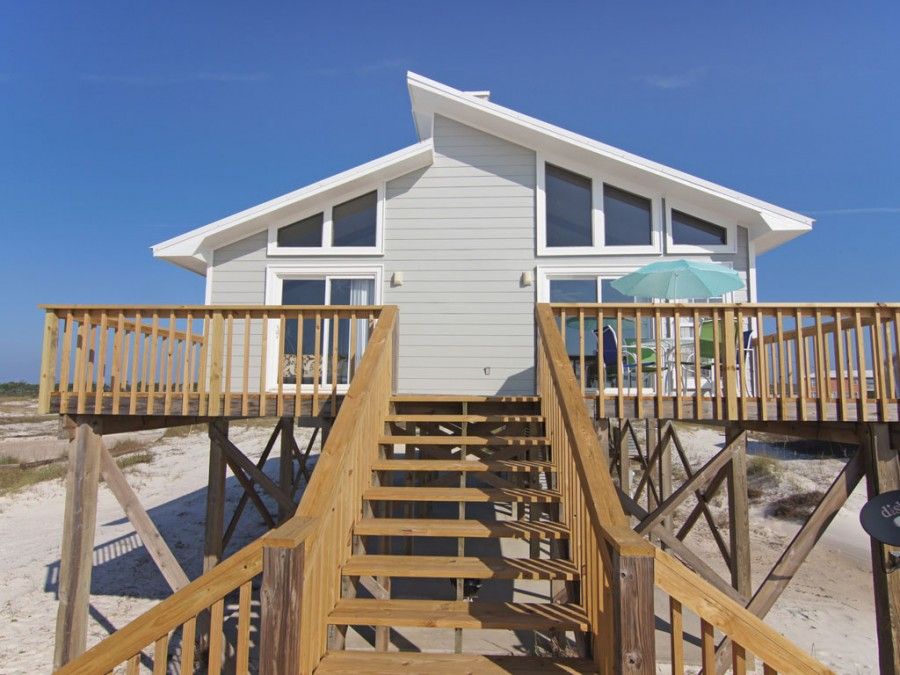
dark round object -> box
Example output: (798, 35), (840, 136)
(860, 490), (900, 546)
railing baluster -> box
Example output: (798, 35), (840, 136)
(294, 310), (304, 417)
(795, 309), (807, 421)
(152, 633), (168, 675)
(259, 312), (268, 416)
(164, 312), (177, 415)
(182, 313), (194, 415)
(596, 307), (604, 417)
(331, 310), (340, 412)
(242, 311), (251, 417)
(853, 309), (868, 420)
(147, 313), (160, 414)
(755, 309), (768, 420)
(834, 309), (847, 420)
(670, 597), (684, 674)
(109, 312), (124, 415)
(578, 308), (585, 394)
(701, 619), (715, 672)
(207, 598), (224, 675)
(312, 311), (322, 416)
(277, 312), (286, 416)
(775, 309), (786, 419)
(236, 580), (252, 673)
(224, 312), (234, 416)
(635, 307), (643, 418)
(197, 315), (209, 416)
(654, 308), (663, 416)
(693, 309), (702, 418)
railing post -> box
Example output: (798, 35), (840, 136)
(722, 308), (739, 420)
(39, 310), (59, 414)
(611, 548), (656, 673)
(207, 310), (225, 416)
(260, 524), (309, 675)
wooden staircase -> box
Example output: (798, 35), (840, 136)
(53, 307), (836, 675)
(318, 394), (596, 673)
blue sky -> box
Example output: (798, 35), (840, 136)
(1, 2), (898, 381)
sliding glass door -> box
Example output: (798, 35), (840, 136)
(267, 271), (377, 390)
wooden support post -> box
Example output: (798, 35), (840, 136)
(260, 531), (305, 675)
(726, 425), (751, 599)
(204, 419), (228, 573)
(279, 417), (295, 523)
(39, 311), (59, 414)
(863, 423), (900, 675)
(53, 421), (102, 668)
(611, 549), (656, 673)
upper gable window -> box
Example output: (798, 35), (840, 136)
(332, 191), (377, 247)
(603, 186), (652, 246)
(277, 213), (324, 247)
(268, 186), (384, 256)
(545, 164), (592, 247)
(665, 203), (734, 253)
(671, 210), (727, 246)
(537, 157), (660, 255)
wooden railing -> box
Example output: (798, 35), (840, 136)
(536, 304), (834, 673)
(38, 304), (384, 418)
(549, 302), (899, 423)
(54, 305), (399, 675)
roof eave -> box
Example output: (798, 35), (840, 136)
(152, 139), (435, 263)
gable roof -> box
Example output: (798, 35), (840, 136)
(407, 72), (812, 254)
(154, 73), (812, 274)
(152, 140), (434, 274)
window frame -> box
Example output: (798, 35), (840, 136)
(665, 198), (736, 254)
(536, 152), (662, 256)
(264, 263), (384, 392)
(266, 184), (385, 256)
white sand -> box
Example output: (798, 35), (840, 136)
(0, 420), (879, 673)
(0, 422), (308, 674)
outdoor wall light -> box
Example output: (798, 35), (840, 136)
(520, 271), (533, 287)
(391, 271), (404, 287)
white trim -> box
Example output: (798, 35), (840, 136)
(263, 264), (383, 392)
(204, 261), (214, 304)
(535, 153), (662, 257)
(265, 184), (385, 257)
(747, 240), (758, 302)
(537, 265), (653, 302)
(153, 141), (432, 271)
(664, 197), (736, 255)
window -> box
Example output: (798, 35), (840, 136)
(545, 164), (592, 247)
(603, 185), (652, 246)
(277, 213), (323, 247)
(671, 209), (727, 246)
(537, 157), (660, 255)
(268, 187), (384, 255)
(332, 191), (377, 247)
(265, 266), (382, 389)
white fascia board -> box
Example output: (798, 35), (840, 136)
(152, 140), (434, 271)
(753, 211), (813, 254)
(407, 72), (814, 238)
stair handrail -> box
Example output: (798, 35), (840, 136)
(55, 536), (268, 674)
(54, 305), (399, 675)
(535, 303), (834, 674)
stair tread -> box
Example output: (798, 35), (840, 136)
(354, 518), (569, 539)
(364, 487), (561, 503)
(327, 599), (589, 630)
(391, 395), (541, 403)
(372, 459), (555, 472)
(316, 651), (597, 674)
(380, 436), (549, 446)
(386, 414), (544, 423)
(343, 554), (578, 580)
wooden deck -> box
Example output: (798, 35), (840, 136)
(37, 302), (899, 423)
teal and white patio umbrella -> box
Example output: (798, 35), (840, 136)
(609, 259), (744, 300)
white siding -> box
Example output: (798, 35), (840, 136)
(383, 116), (537, 394)
(207, 114), (755, 395)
